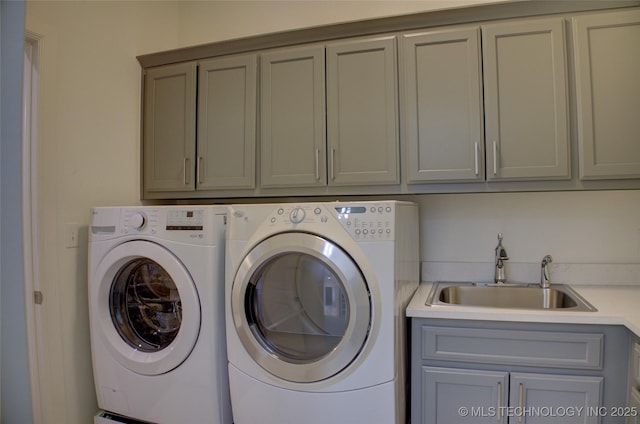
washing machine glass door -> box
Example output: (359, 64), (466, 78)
(94, 240), (200, 376)
(232, 232), (371, 383)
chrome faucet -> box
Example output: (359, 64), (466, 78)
(494, 233), (509, 284)
(540, 254), (553, 288)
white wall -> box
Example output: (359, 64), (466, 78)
(175, 0), (508, 47)
(26, 2), (181, 422)
(418, 191), (640, 284)
(24, 1), (640, 423)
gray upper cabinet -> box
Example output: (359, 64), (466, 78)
(261, 37), (399, 189)
(142, 55), (257, 197)
(197, 54), (257, 190)
(402, 18), (570, 184)
(573, 9), (640, 180)
(140, 5), (640, 199)
(402, 27), (484, 183)
(143, 62), (197, 192)
(326, 36), (399, 186)
(260, 46), (326, 188)
(483, 17), (570, 181)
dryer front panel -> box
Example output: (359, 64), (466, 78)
(231, 232), (371, 383)
(94, 240), (200, 376)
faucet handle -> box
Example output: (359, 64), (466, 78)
(540, 254), (553, 288)
(495, 233), (508, 260)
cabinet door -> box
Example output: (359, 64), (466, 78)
(326, 36), (399, 185)
(197, 54), (257, 190)
(573, 9), (640, 180)
(260, 46), (326, 188)
(402, 27), (484, 182)
(421, 366), (508, 424)
(509, 373), (602, 424)
(483, 18), (570, 181)
(143, 62), (196, 192)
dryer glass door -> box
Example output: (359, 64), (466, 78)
(232, 232), (371, 383)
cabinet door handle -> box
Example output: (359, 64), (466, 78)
(315, 149), (320, 181)
(197, 156), (203, 185)
(497, 381), (503, 422)
(183, 157), (190, 185)
(330, 148), (336, 181)
(493, 141), (498, 176)
(474, 142), (480, 176)
(518, 383), (524, 424)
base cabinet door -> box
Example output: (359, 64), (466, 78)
(509, 373), (602, 424)
(421, 367), (509, 424)
(420, 367), (602, 424)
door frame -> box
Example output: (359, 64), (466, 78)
(23, 30), (45, 424)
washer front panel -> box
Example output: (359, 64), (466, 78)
(94, 240), (201, 376)
(232, 232), (371, 383)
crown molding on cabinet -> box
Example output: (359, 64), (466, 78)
(137, 0), (640, 68)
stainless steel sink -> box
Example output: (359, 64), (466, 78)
(426, 282), (597, 311)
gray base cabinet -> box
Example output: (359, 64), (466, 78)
(411, 319), (629, 424)
(628, 339), (640, 424)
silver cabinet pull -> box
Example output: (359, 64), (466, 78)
(518, 383), (524, 424)
(197, 156), (203, 185)
(493, 140), (498, 176)
(474, 142), (480, 176)
(497, 381), (503, 422)
(183, 157), (190, 185)
(315, 149), (320, 181)
(330, 148), (336, 181)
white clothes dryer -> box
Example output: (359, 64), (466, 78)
(225, 201), (419, 424)
(88, 206), (232, 424)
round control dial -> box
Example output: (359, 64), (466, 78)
(289, 207), (306, 224)
(130, 213), (146, 230)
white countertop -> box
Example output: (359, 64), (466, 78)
(407, 282), (640, 337)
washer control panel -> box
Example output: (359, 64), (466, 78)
(267, 203), (395, 240)
(121, 208), (205, 235)
(122, 209), (159, 234)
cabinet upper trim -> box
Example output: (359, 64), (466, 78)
(136, 1), (638, 68)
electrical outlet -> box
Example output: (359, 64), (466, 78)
(64, 223), (79, 248)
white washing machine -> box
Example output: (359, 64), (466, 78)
(225, 201), (419, 424)
(88, 205), (232, 424)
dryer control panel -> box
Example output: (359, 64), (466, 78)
(333, 203), (395, 241)
(264, 203), (396, 241)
